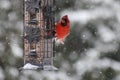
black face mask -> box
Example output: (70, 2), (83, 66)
(61, 18), (67, 26)
(61, 22), (67, 26)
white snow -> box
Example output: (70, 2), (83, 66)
(97, 25), (116, 42)
(22, 63), (58, 70)
(8, 12), (17, 21)
(30, 49), (36, 52)
(44, 65), (58, 71)
(0, 0), (11, 9)
(23, 63), (40, 70)
(8, 68), (19, 77)
(60, 8), (114, 25)
(10, 42), (23, 58)
(74, 56), (120, 76)
(0, 68), (5, 80)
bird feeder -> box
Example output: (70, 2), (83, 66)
(23, 0), (57, 70)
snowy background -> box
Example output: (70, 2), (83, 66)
(0, 0), (120, 80)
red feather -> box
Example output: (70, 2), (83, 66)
(55, 15), (70, 44)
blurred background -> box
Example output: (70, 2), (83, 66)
(0, 0), (120, 80)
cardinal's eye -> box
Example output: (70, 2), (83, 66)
(62, 18), (66, 21)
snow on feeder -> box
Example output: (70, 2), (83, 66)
(22, 0), (57, 70)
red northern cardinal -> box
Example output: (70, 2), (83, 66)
(55, 15), (70, 44)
